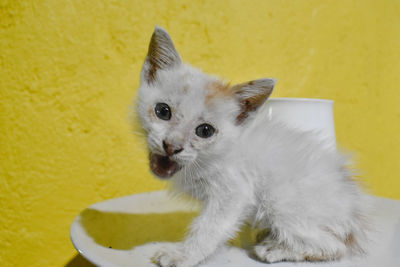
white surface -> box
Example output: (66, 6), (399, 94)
(263, 98), (336, 148)
(71, 191), (400, 267)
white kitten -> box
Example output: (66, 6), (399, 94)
(136, 26), (369, 267)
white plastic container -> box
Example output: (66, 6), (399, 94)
(263, 98), (336, 149)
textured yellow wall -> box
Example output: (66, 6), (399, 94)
(1, 0), (399, 266)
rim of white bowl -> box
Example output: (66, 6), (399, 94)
(269, 97), (333, 103)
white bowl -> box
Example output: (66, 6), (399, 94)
(71, 191), (400, 267)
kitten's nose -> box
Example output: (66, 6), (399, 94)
(163, 140), (183, 156)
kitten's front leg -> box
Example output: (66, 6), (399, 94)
(152, 194), (248, 267)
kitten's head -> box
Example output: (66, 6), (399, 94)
(137, 27), (276, 179)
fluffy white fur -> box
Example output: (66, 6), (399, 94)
(136, 27), (369, 267)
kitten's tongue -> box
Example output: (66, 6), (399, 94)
(150, 154), (181, 179)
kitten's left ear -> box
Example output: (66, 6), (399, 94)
(141, 26), (182, 84)
(232, 78), (276, 124)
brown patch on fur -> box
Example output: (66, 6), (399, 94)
(183, 85), (189, 93)
(322, 226), (365, 255)
(302, 236), (344, 262)
(344, 232), (365, 254)
(149, 106), (156, 119)
(235, 91), (271, 124)
(304, 255), (325, 261)
(205, 81), (232, 105)
(345, 232), (356, 247)
(304, 252), (342, 262)
(146, 59), (157, 84)
(144, 29), (181, 84)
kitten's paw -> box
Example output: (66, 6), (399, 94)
(253, 241), (304, 263)
(151, 245), (191, 267)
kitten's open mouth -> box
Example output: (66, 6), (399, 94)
(150, 153), (181, 179)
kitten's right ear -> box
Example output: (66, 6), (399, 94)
(141, 26), (182, 85)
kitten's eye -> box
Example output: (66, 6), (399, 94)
(154, 103), (171, 120)
(195, 123), (215, 138)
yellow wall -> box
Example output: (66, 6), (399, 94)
(1, 0), (399, 266)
